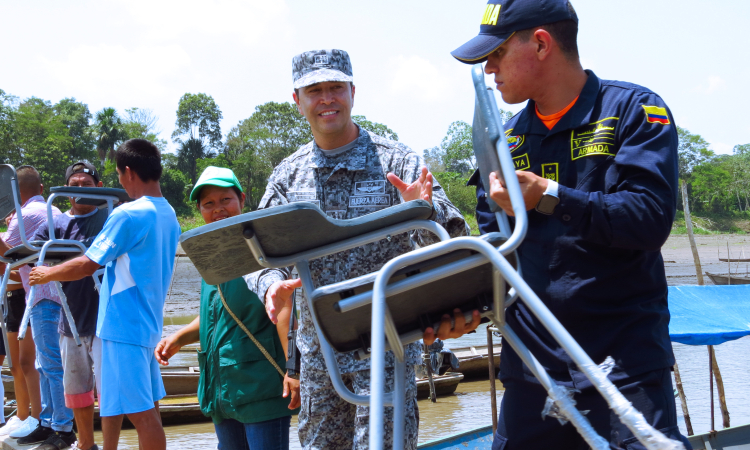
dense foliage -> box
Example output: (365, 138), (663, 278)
(1, 86), (748, 234)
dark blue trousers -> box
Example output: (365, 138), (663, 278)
(493, 368), (692, 450)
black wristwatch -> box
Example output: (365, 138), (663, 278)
(535, 193), (559, 215)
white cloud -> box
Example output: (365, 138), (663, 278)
(388, 55), (451, 102)
(706, 75), (726, 94)
(711, 142), (734, 155)
(115, 0), (290, 46)
(40, 44), (191, 102)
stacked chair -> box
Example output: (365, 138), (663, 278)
(179, 67), (685, 450)
(0, 165), (129, 361)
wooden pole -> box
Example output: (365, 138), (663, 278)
(727, 241), (732, 285)
(681, 179), (705, 285)
(487, 325), (498, 435)
(709, 346), (715, 432)
(711, 349), (731, 428)
(422, 343), (437, 403)
(673, 363), (693, 436)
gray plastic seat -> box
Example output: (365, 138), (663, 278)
(50, 186), (132, 208)
(3, 241), (84, 265)
(311, 233), (515, 353)
(180, 200), (435, 286)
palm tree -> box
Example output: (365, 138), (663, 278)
(177, 137), (216, 184)
(95, 107), (124, 165)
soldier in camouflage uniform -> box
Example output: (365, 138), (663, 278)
(247, 49), (472, 450)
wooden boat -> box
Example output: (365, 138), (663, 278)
(449, 344), (501, 379)
(705, 272), (750, 285)
(719, 258), (750, 263)
(416, 373), (463, 399)
(418, 425), (493, 449)
(5, 369), (463, 400)
(3, 396), (210, 428)
(687, 422), (750, 449)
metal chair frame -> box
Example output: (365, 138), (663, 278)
(178, 67), (685, 450)
(0, 165), (123, 362)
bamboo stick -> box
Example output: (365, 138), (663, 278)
(673, 363), (693, 436)
(681, 180), (704, 285)
(711, 349), (731, 428)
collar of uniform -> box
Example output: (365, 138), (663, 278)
(308, 126), (370, 171)
(508, 70), (601, 137)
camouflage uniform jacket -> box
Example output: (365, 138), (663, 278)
(247, 126), (469, 374)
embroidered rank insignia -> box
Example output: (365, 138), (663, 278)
(642, 106), (670, 125)
(541, 163), (559, 182)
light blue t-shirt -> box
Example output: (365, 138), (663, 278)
(86, 196), (181, 347)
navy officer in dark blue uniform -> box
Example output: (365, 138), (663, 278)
(436, 0), (693, 448)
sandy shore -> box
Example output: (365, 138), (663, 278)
(663, 234), (750, 285)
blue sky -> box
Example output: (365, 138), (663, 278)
(1, 0), (748, 155)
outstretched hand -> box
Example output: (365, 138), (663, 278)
(155, 336), (181, 366)
(387, 167), (433, 205)
(265, 278), (302, 324)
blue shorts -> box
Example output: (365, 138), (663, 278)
(99, 339), (165, 416)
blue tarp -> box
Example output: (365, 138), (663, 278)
(668, 285), (750, 346)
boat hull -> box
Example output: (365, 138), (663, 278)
(706, 272), (750, 285)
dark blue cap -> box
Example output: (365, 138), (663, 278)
(452, 0), (578, 64)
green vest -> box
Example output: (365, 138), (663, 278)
(197, 277), (297, 424)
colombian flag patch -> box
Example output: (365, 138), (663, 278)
(642, 106), (670, 125)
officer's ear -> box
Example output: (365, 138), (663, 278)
(532, 28), (554, 61)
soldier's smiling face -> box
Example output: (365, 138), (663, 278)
(294, 81), (355, 138)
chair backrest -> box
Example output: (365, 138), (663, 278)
(0, 165), (20, 221)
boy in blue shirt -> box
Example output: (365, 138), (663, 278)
(29, 139), (181, 450)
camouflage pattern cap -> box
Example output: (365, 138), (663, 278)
(292, 49), (353, 90)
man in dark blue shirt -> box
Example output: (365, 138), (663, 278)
(448, 0), (691, 448)
(33, 162), (107, 450)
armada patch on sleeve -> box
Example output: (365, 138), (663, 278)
(642, 106), (670, 125)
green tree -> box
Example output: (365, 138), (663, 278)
(441, 121), (474, 174)
(122, 108), (167, 151)
(423, 146), (446, 172)
(160, 168), (190, 214)
(178, 138), (215, 184)
(0, 89), (20, 165)
(224, 102), (312, 208)
(95, 107), (125, 166)
(352, 115), (398, 140)
(733, 143), (750, 155)
(54, 98), (96, 163)
(172, 93), (223, 183)
(677, 125), (713, 180)
(13, 97), (73, 190)
(172, 93), (223, 149)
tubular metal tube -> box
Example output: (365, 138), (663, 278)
(251, 220), (451, 270)
(392, 358), (406, 450)
(296, 261), (392, 407)
(17, 285), (34, 340)
(54, 281), (81, 346)
(0, 264), (14, 365)
(494, 322), (609, 450)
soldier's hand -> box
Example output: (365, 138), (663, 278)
(283, 373), (301, 410)
(387, 167), (433, 205)
(488, 171), (548, 216)
(28, 266), (52, 286)
(265, 279), (302, 324)
(423, 309), (481, 345)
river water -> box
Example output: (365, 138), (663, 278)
(99, 235), (750, 448)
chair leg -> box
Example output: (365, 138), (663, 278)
(17, 285), (34, 341)
(0, 265), (13, 367)
(54, 281), (81, 346)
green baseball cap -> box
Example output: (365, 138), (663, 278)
(190, 166), (243, 202)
